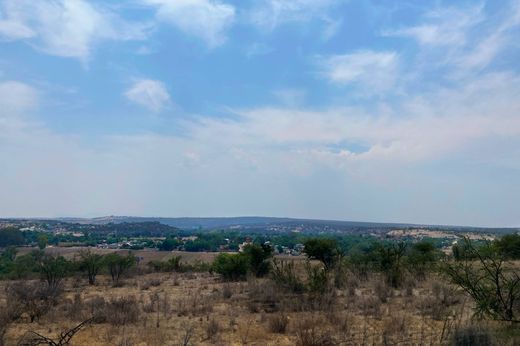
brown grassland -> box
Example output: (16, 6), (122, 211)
(0, 251), (518, 346)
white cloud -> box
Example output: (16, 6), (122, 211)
(143, 0), (235, 48)
(385, 5), (484, 47)
(0, 80), (38, 116)
(385, 1), (520, 72)
(319, 51), (398, 92)
(0, 0), (149, 62)
(2, 70), (520, 225)
(124, 79), (171, 112)
(250, 0), (343, 36)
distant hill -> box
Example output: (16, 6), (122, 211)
(55, 216), (519, 234)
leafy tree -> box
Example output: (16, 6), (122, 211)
(10, 251), (40, 279)
(78, 249), (104, 285)
(494, 234), (520, 260)
(159, 237), (181, 251)
(243, 243), (272, 277)
(303, 238), (341, 271)
(0, 227), (24, 247)
(37, 234), (48, 250)
(442, 238), (520, 323)
(38, 254), (70, 292)
(104, 253), (136, 285)
(406, 241), (438, 279)
(1, 246), (17, 262)
(212, 253), (249, 281)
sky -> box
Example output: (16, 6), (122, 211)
(0, 0), (519, 227)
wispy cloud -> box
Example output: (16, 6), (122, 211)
(143, 0), (235, 48)
(384, 1), (520, 72)
(0, 80), (38, 116)
(250, 0), (344, 37)
(384, 4), (484, 47)
(319, 51), (398, 93)
(124, 79), (171, 113)
(0, 0), (149, 63)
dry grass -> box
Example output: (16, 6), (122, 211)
(1, 253), (517, 345)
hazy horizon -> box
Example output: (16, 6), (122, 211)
(1, 0), (520, 228)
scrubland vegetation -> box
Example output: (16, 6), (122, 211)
(0, 234), (519, 345)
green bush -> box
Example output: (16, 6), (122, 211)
(242, 244), (272, 277)
(303, 238), (341, 271)
(212, 253), (249, 281)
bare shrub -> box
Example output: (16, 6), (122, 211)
(140, 277), (162, 291)
(179, 323), (195, 346)
(175, 290), (213, 316)
(306, 262), (329, 295)
(295, 318), (336, 346)
(374, 280), (389, 303)
(271, 259), (305, 293)
(345, 274), (359, 297)
(247, 278), (280, 313)
(451, 325), (495, 346)
(222, 283), (233, 299)
(267, 313), (289, 334)
(106, 296), (140, 326)
(358, 296), (382, 319)
(17, 318), (93, 346)
(84, 296), (107, 323)
(381, 315), (408, 345)
(205, 318), (220, 342)
(5, 281), (60, 323)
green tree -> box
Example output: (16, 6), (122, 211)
(79, 249), (104, 285)
(442, 238), (520, 323)
(38, 254), (70, 292)
(104, 253), (136, 285)
(303, 238), (341, 271)
(37, 234), (48, 250)
(406, 241), (438, 279)
(243, 243), (272, 277)
(159, 237), (181, 251)
(494, 234), (520, 259)
(1, 246), (17, 262)
(0, 227), (24, 247)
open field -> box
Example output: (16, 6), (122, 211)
(2, 250), (519, 346)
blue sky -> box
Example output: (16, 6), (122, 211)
(1, 0), (520, 227)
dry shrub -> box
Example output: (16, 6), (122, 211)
(106, 296), (140, 326)
(451, 325), (495, 346)
(267, 313), (289, 334)
(358, 296), (382, 319)
(5, 281), (60, 323)
(432, 282), (461, 307)
(63, 292), (86, 321)
(149, 277), (162, 288)
(381, 315), (408, 345)
(84, 296), (107, 322)
(222, 283), (233, 299)
(295, 318), (336, 346)
(179, 323), (195, 346)
(175, 290), (213, 316)
(205, 318), (221, 341)
(374, 280), (390, 303)
(247, 278), (280, 313)
(345, 274), (359, 297)
(271, 259), (305, 293)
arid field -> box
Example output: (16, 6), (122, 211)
(1, 249), (518, 346)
